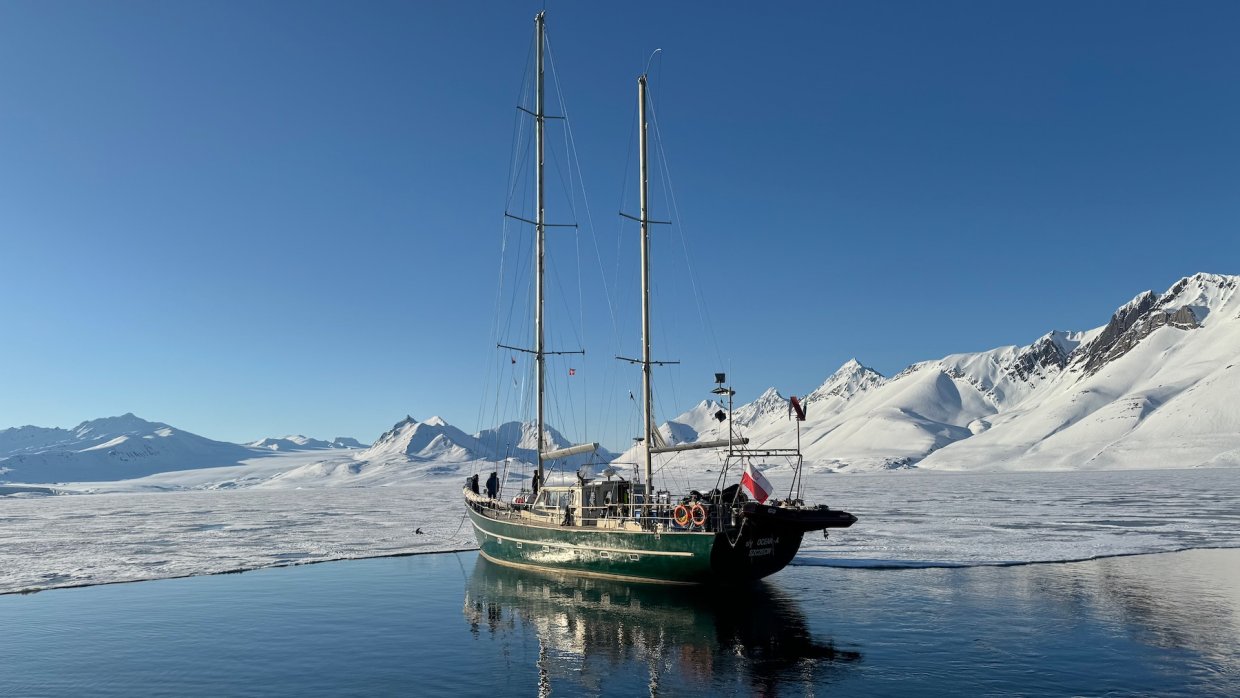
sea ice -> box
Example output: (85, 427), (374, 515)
(2, 466), (1237, 594)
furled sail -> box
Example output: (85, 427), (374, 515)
(541, 442), (599, 461)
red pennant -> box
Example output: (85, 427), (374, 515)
(790, 395), (806, 421)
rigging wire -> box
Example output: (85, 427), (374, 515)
(478, 34), (536, 463)
(550, 36), (614, 419)
(646, 89), (726, 372)
(548, 32), (630, 454)
(542, 35), (587, 449)
(481, 26), (740, 487)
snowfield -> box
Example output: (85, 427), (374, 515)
(2, 464), (1237, 595)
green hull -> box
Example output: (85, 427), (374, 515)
(466, 495), (806, 585)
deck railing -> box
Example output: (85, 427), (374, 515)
(468, 490), (731, 532)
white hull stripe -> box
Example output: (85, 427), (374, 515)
(477, 550), (698, 585)
(470, 519), (696, 557)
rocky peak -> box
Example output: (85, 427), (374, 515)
(1155, 273), (1237, 324)
(732, 387), (788, 427)
(838, 358), (865, 372)
(72, 413), (165, 439)
(804, 359), (885, 406)
(1072, 286), (1204, 376)
(1005, 332), (1074, 384)
(374, 416), (419, 444)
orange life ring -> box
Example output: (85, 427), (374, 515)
(690, 503), (708, 527)
(673, 504), (691, 527)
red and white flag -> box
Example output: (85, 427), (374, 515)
(568, 368), (576, 376)
(741, 461), (773, 504)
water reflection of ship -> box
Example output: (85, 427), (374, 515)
(463, 555), (861, 695)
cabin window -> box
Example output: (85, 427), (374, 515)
(534, 490), (572, 510)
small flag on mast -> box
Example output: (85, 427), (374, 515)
(740, 460), (773, 504)
(511, 356), (516, 365)
(568, 368), (576, 376)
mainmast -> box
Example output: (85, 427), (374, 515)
(639, 74), (653, 516)
(632, 72), (746, 508)
(534, 11), (546, 486)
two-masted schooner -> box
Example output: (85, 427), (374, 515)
(463, 12), (855, 585)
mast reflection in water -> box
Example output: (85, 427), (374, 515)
(463, 556), (860, 695)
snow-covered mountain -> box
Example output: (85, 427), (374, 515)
(358, 416), (487, 463)
(0, 424), (77, 459)
(7, 274), (1234, 487)
(248, 435), (334, 451)
(654, 400), (727, 446)
(918, 273), (1240, 471)
(353, 416), (615, 467)
(473, 421), (616, 466)
(0, 410), (615, 488)
(732, 388), (788, 428)
(647, 273), (1240, 473)
(0, 414), (258, 483)
(246, 435), (369, 451)
(331, 437), (367, 449)
(802, 358), (885, 411)
(251, 415), (617, 488)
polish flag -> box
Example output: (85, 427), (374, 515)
(741, 461), (773, 504)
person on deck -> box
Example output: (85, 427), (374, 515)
(485, 471), (498, 499)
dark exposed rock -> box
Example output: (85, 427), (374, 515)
(1073, 293), (1200, 375)
(1008, 334), (1072, 383)
(927, 332), (1075, 407)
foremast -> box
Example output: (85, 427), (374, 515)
(535, 11), (547, 486)
(525, 13), (596, 487)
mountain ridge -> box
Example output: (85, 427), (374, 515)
(0, 414), (259, 482)
(673, 272), (1240, 472)
(4, 273), (1236, 483)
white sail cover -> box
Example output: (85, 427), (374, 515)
(541, 442), (599, 461)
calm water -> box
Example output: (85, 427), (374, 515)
(3, 549), (1238, 696)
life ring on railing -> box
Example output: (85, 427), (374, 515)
(673, 504), (691, 527)
(690, 503), (708, 527)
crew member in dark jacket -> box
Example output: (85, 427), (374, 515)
(485, 471), (499, 499)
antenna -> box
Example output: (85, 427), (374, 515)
(644, 48), (662, 77)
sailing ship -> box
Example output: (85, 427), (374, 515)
(463, 12), (855, 585)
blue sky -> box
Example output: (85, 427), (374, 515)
(1, 1), (1237, 449)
